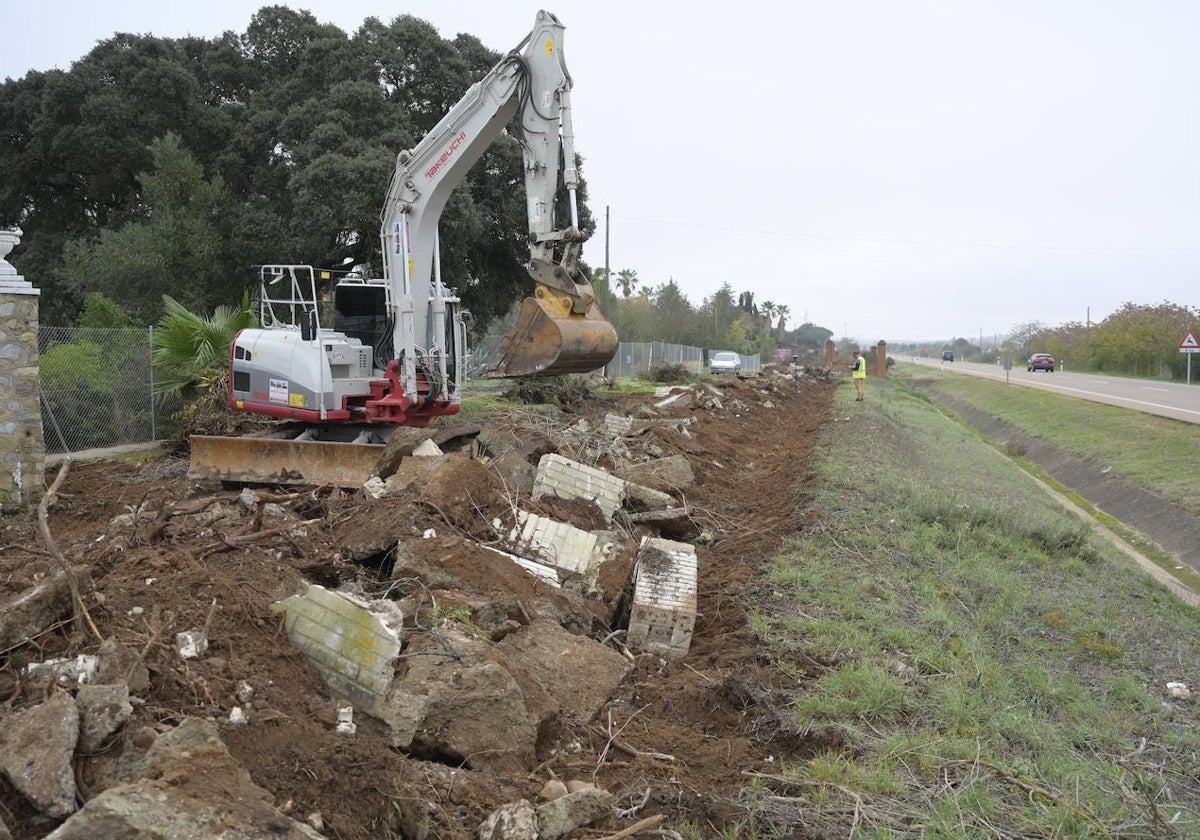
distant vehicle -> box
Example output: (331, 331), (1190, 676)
(710, 351), (741, 374)
(1027, 353), (1055, 372)
(942, 351), (954, 362)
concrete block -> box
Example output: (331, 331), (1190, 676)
(271, 584), (403, 711)
(532, 453), (625, 519)
(506, 509), (613, 588)
(627, 537), (697, 660)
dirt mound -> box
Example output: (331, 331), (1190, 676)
(0, 372), (837, 839)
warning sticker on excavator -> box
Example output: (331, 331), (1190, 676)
(269, 378), (288, 403)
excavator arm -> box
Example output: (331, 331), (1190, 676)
(380, 9), (616, 386)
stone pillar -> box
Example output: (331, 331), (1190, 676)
(825, 339), (836, 367)
(875, 340), (888, 379)
(0, 228), (45, 511)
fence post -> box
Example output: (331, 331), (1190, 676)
(149, 325), (157, 441)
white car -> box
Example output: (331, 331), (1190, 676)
(709, 351), (741, 374)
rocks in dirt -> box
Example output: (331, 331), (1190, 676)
(478, 799), (538, 840)
(0, 566), (93, 651)
(0, 689), (79, 818)
(495, 619), (632, 725)
(380, 626), (547, 772)
(536, 786), (615, 839)
(43, 718), (324, 839)
(612, 453), (695, 495)
(479, 785), (615, 840)
(76, 684), (133, 752)
(271, 585), (629, 774)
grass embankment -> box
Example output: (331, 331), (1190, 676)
(741, 374), (1200, 839)
(895, 365), (1200, 518)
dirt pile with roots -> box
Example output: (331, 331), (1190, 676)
(0, 371), (836, 839)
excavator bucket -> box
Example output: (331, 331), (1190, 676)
(188, 435), (382, 487)
(485, 292), (619, 378)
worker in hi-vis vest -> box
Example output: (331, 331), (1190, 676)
(851, 350), (866, 401)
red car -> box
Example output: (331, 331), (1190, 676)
(1027, 353), (1055, 372)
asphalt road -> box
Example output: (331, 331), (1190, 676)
(903, 356), (1200, 425)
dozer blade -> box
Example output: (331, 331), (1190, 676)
(485, 295), (619, 378)
(188, 435), (381, 487)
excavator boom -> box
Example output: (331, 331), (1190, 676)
(189, 10), (616, 486)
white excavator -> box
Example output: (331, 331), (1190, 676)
(189, 10), (617, 485)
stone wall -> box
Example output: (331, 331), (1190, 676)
(0, 228), (44, 511)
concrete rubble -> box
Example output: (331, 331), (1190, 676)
(0, 374), (790, 837)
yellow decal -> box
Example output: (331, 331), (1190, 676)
(289, 393), (305, 407)
(235, 400), (244, 409)
(545, 38), (554, 55)
(320, 270), (331, 280)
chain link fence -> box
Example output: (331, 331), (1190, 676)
(38, 327), (182, 455)
(36, 329), (758, 454)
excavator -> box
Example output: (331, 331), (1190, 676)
(189, 10), (618, 486)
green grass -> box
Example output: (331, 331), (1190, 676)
(895, 363), (1200, 516)
(743, 375), (1200, 838)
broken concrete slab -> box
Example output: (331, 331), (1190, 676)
(271, 583), (404, 713)
(627, 537), (698, 661)
(628, 506), (696, 540)
(0, 567), (93, 651)
(532, 453), (625, 519)
(505, 509), (613, 590)
(496, 619), (631, 725)
(44, 718), (324, 840)
(479, 799), (538, 840)
(26, 654), (98, 687)
(0, 689), (78, 818)
(536, 786), (615, 840)
(621, 481), (677, 513)
(76, 683), (133, 753)
(378, 628), (550, 773)
(612, 453), (695, 494)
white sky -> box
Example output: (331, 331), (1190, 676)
(5, 0), (1199, 343)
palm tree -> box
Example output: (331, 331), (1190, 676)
(761, 300), (778, 332)
(775, 304), (791, 337)
(615, 268), (639, 298)
(152, 293), (256, 398)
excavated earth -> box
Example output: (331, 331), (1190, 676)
(0, 371), (837, 840)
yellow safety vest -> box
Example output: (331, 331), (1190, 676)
(852, 356), (867, 378)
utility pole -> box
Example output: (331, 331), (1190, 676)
(604, 205), (610, 306)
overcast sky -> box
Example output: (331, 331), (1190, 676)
(5, 0), (1198, 343)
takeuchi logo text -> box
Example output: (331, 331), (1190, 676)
(426, 131), (468, 179)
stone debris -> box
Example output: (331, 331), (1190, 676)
(0, 375), (779, 837)
(75, 683), (133, 752)
(505, 509), (613, 589)
(533, 453), (626, 519)
(0, 567), (93, 651)
(627, 537), (698, 660)
(0, 689), (79, 818)
(175, 629), (209, 659)
(43, 718), (324, 839)
(26, 654), (99, 687)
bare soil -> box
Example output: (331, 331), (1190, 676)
(0, 372), (838, 839)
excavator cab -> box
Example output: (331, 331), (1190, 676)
(486, 258), (618, 378)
